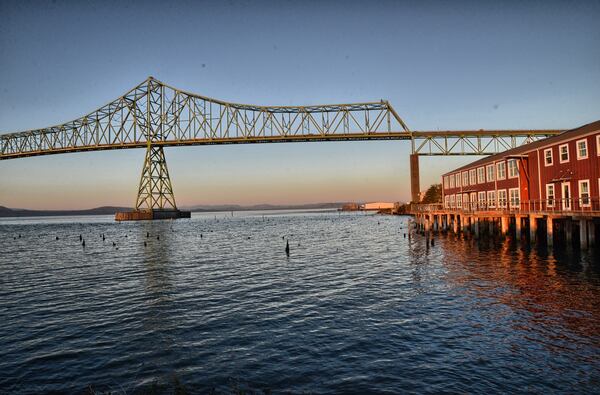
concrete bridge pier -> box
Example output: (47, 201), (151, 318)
(410, 154), (420, 203)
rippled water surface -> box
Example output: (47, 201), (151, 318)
(1, 211), (600, 394)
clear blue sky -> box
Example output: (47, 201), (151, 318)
(1, 0), (599, 209)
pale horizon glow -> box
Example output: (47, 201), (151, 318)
(1, 0), (599, 210)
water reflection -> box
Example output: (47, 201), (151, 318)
(0, 212), (599, 393)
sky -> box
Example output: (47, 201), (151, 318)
(0, 0), (599, 210)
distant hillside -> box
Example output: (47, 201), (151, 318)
(0, 206), (130, 217)
(184, 203), (348, 212)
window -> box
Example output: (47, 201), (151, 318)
(450, 194), (455, 208)
(498, 189), (507, 208)
(507, 159), (518, 178)
(486, 165), (495, 182)
(546, 184), (555, 207)
(579, 180), (590, 207)
(444, 176), (449, 189)
(449, 175), (455, 188)
(544, 148), (553, 166)
(559, 144), (569, 163)
(444, 195), (449, 208)
(470, 192), (477, 209)
(509, 188), (520, 208)
(462, 171), (469, 187)
(469, 169), (477, 185)
(487, 190), (496, 208)
(455, 174), (461, 188)
(576, 139), (588, 160)
(477, 167), (485, 184)
(597, 135), (600, 156)
(496, 161), (506, 180)
(463, 194), (469, 209)
(456, 194), (462, 209)
(478, 191), (486, 209)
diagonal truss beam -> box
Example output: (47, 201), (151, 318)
(0, 76), (565, 161)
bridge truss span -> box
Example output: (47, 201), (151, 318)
(0, 77), (411, 160)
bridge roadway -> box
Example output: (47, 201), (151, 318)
(0, 77), (565, 216)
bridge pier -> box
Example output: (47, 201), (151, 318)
(410, 153), (420, 203)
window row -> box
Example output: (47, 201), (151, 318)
(443, 159), (517, 190)
(545, 179), (595, 208)
(444, 188), (520, 209)
(543, 136), (600, 167)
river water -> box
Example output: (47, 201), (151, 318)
(0, 210), (599, 394)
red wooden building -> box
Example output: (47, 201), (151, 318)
(441, 120), (600, 214)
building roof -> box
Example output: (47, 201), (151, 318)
(442, 119), (600, 176)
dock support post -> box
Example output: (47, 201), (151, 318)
(565, 219), (572, 245)
(462, 216), (470, 233)
(501, 216), (509, 236)
(580, 219), (588, 249)
(453, 215), (458, 233)
(410, 154), (420, 203)
(473, 216), (479, 239)
(546, 217), (554, 247)
(488, 218), (494, 236)
(529, 216), (537, 243)
(515, 216), (522, 240)
(588, 221), (596, 246)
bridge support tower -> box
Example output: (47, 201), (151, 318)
(410, 153), (420, 203)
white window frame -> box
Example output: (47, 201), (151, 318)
(469, 169), (477, 185)
(487, 190), (496, 208)
(509, 187), (520, 209)
(462, 171), (469, 187)
(456, 193), (462, 209)
(478, 191), (486, 209)
(497, 189), (507, 208)
(576, 139), (588, 160)
(496, 161), (506, 180)
(546, 183), (555, 208)
(544, 148), (553, 167)
(477, 167), (485, 184)
(486, 165), (495, 182)
(449, 174), (455, 189)
(559, 144), (569, 163)
(455, 173), (461, 188)
(450, 194), (455, 208)
(597, 135), (600, 156)
(470, 192), (477, 210)
(578, 179), (590, 207)
(562, 182), (571, 211)
(444, 176), (449, 189)
(507, 159), (518, 178)
(444, 195), (450, 209)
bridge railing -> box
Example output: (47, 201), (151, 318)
(413, 197), (600, 216)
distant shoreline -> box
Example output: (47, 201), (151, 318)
(0, 203), (348, 218)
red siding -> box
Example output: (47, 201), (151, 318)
(441, 126), (600, 212)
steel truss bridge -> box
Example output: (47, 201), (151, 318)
(0, 77), (564, 212)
